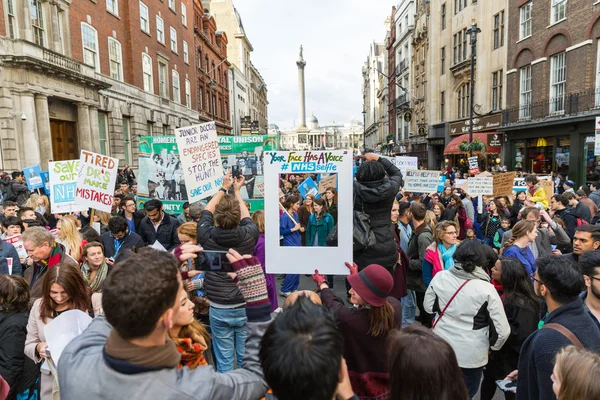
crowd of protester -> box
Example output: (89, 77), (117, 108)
(0, 156), (600, 400)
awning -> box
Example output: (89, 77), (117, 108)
(444, 132), (502, 155)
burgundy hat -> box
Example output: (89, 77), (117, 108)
(347, 264), (393, 307)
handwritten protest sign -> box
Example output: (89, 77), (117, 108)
(24, 164), (43, 190)
(49, 160), (86, 214)
(455, 179), (468, 192)
(175, 122), (223, 202)
(318, 174), (337, 194)
(297, 176), (318, 198)
(493, 172), (517, 197)
(74, 151), (119, 213)
(468, 177), (494, 195)
(394, 156), (418, 174)
(539, 179), (554, 205)
(404, 170), (440, 193)
(468, 157), (479, 170)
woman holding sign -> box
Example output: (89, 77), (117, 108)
(306, 198), (335, 287)
(279, 195), (303, 297)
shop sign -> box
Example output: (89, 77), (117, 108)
(487, 133), (502, 147)
(449, 114), (502, 136)
(429, 139), (445, 145)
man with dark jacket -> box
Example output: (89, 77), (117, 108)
(9, 171), (29, 205)
(515, 255), (600, 400)
(138, 199), (180, 251)
(119, 196), (145, 233)
(197, 174), (259, 373)
(551, 194), (581, 238)
(589, 181), (600, 208)
(100, 216), (146, 259)
(564, 192), (591, 223)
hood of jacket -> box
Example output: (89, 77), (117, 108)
(353, 179), (392, 203)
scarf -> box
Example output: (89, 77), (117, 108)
(173, 333), (208, 370)
(105, 329), (181, 369)
(81, 260), (109, 293)
(449, 264), (491, 282)
(32, 242), (66, 287)
(438, 243), (456, 271)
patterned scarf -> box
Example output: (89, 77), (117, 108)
(32, 242), (66, 286)
(173, 333), (208, 370)
(81, 260), (109, 293)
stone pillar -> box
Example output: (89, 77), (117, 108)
(35, 94), (52, 166)
(50, 4), (62, 53)
(20, 0), (33, 42)
(20, 93), (41, 166)
(77, 104), (92, 152)
(89, 106), (100, 154)
(296, 46), (307, 130)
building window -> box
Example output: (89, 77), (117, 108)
(457, 83), (471, 119)
(183, 41), (189, 64)
(520, 65), (532, 119)
(158, 60), (168, 98)
(181, 3), (187, 26)
(169, 0), (175, 11)
(454, 0), (467, 14)
(493, 11), (504, 49)
(442, 3), (446, 30)
(185, 79), (191, 108)
(441, 91), (445, 121)
(7, 0), (16, 39)
(199, 86), (203, 110)
(106, 0), (118, 16)
(520, 2), (532, 39)
(550, 52), (566, 113)
(147, 122), (154, 136)
(108, 38), (123, 81)
(81, 23), (99, 71)
(156, 16), (165, 44)
(123, 117), (132, 165)
(142, 53), (153, 93)
(441, 46), (445, 75)
(172, 69), (180, 104)
(492, 70), (504, 110)
(31, 0), (45, 47)
(170, 27), (177, 53)
(453, 29), (467, 64)
(551, 0), (567, 24)
(139, 1), (149, 33)
(98, 112), (109, 156)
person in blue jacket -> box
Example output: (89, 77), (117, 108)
(306, 198), (335, 286)
(279, 195), (303, 297)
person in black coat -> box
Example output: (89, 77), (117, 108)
(138, 199), (180, 251)
(353, 153), (403, 273)
(100, 216), (146, 259)
(0, 275), (38, 399)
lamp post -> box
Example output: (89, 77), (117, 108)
(362, 109), (366, 152)
(466, 19), (481, 158)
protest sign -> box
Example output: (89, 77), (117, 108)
(24, 164), (43, 190)
(455, 179), (468, 192)
(493, 172), (517, 197)
(404, 170), (440, 193)
(539, 179), (554, 204)
(318, 174), (337, 194)
(395, 156), (418, 174)
(218, 134), (279, 211)
(137, 136), (186, 215)
(175, 122), (223, 202)
(4, 234), (26, 260)
(74, 151), (119, 213)
(468, 156), (478, 170)
(49, 160), (87, 214)
(263, 150), (352, 274)
(297, 176), (319, 198)
(438, 175), (447, 192)
(41, 170), (50, 194)
(468, 177), (494, 196)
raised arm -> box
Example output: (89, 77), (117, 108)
(206, 172), (232, 214)
(233, 176), (250, 220)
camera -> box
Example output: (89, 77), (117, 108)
(231, 165), (241, 178)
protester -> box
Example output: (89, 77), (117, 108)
(390, 202), (409, 300)
(0, 275), (38, 399)
(577, 251), (600, 329)
(8, 171), (29, 205)
(563, 180), (576, 194)
(387, 326), (469, 400)
(197, 173), (259, 372)
(478, 198), (507, 246)
(481, 257), (540, 400)
(396, 201), (412, 251)
(501, 220), (537, 276)
(551, 345), (600, 400)
(32, 195), (56, 229)
(514, 255), (600, 399)
(279, 195), (303, 297)
(577, 189), (598, 219)
(252, 210), (278, 312)
(139, 199), (180, 251)
(440, 195), (468, 240)
(100, 216), (146, 260)
(432, 202), (445, 222)
(188, 201), (205, 223)
(425, 240), (510, 399)
(323, 187), (338, 224)
(493, 217), (512, 252)
(297, 194), (315, 245)
(524, 175), (549, 209)
(589, 181), (600, 208)
(23, 227), (78, 305)
(510, 191), (527, 225)
(58, 247), (271, 400)
(177, 202), (192, 225)
(92, 210), (112, 235)
(422, 220), (459, 288)
(550, 194), (581, 238)
(25, 263), (90, 400)
(441, 186), (453, 207)
(79, 225), (102, 244)
(80, 242), (112, 294)
(0, 201), (18, 224)
(56, 216), (87, 263)
(313, 262), (401, 399)
(0, 232), (22, 276)
(119, 196), (144, 233)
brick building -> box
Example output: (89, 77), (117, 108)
(0, 0), (199, 170)
(194, 0), (231, 135)
(501, 0), (600, 186)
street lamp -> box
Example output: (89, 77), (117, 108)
(466, 19), (481, 157)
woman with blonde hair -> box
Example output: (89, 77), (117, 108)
(36, 195), (57, 229)
(552, 346), (600, 400)
(501, 220), (537, 277)
(422, 220), (459, 288)
(92, 210), (111, 235)
(432, 203), (445, 222)
(424, 210), (438, 232)
(56, 216), (87, 264)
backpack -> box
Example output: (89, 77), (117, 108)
(2, 181), (17, 203)
(576, 217), (589, 227)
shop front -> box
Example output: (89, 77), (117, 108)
(428, 123), (446, 170)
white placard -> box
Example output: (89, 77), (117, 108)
(175, 121), (223, 201)
(263, 150), (352, 274)
(595, 117), (600, 156)
(44, 310), (92, 365)
(74, 151), (119, 213)
(49, 160), (87, 214)
(468, 177), (494, 195)
(395, 156), (418, 174)
(468, 156), (479, 169)
(404, 170), (440, 193)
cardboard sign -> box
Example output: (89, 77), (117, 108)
(468, 177), (494, 196)
(49, 160), (87, 213)
(175, 122), (223, 202)
(75, 151), (119, 213)
(297, 176), (319, 199)
(404, 170), (440, 193)
(468, 156), (478, 170)
(318, 174), (337, 194)
(395, 156), (418, 174)
(493, 172), (517, 197)
(24, 164), (43, 190)
(263, 150), (352, 274)
(539, 179), (554, 205)
(4, 234), (26, 260)
(41, 170), (50, 194)
(455, 179), (469, 192)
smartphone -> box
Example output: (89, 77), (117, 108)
(195, 250), (231, 271)
(496, 379), (517, 392)
(45, 348), (51, 356)
(231, 165), (241, 178)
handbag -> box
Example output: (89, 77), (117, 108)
(431, 280), (470, 329)
(353, 192), (376, 252)
(326, 224), (338, 246)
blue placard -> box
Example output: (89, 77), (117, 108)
(297, 176), (319, 199)
(41, 170), (50, 194)
(24, 164), (43, 190)
(437, 176), (447, 193)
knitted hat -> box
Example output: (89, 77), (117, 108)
(565, 180), (576, 188)
(347, 264), (393, 307)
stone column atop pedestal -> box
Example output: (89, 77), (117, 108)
(296, 45), (308, 132)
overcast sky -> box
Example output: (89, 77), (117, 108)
(233, 0), (396, 130)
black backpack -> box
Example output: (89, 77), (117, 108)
(1, 180), (17, 203)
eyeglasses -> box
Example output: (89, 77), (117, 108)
(445, 231), (458, 236)
(589, 275), (600, 283)
(532, 276), (543, 285)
